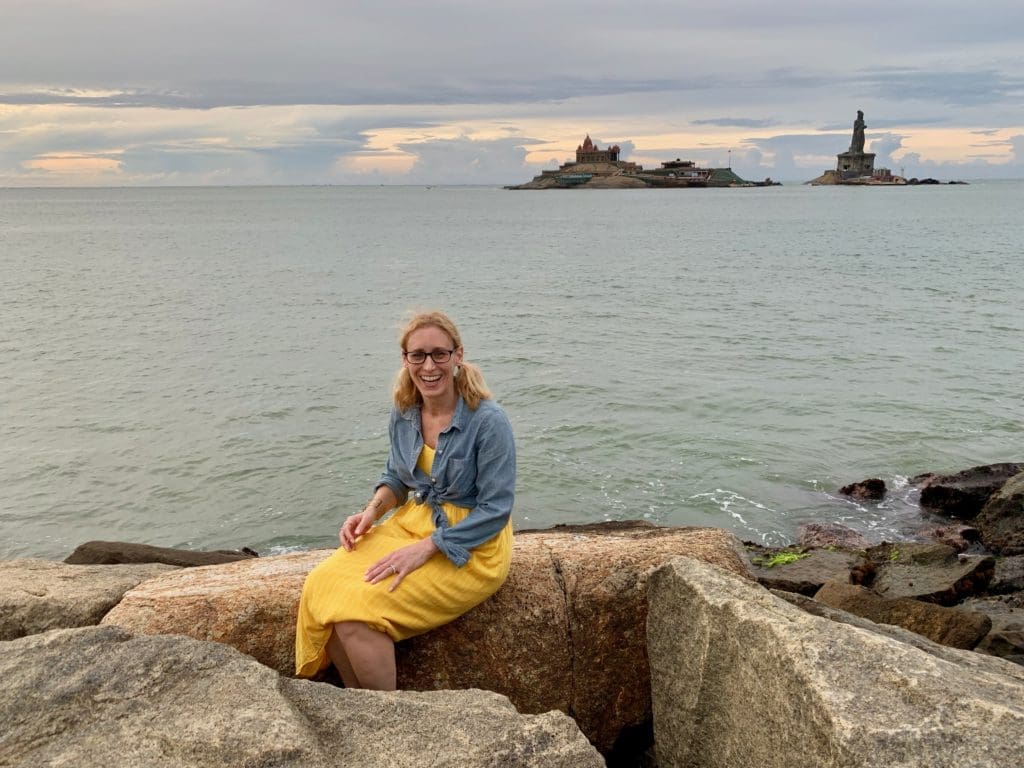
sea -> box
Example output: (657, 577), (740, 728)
(2, 182), (1022, 560)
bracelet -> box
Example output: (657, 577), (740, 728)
(364, 498), (384, 518)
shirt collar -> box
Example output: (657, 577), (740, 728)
(400, 395), (467, 433)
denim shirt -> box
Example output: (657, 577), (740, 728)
(376, 396), (515, 567)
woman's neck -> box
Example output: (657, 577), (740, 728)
(420, 391), (457, 419)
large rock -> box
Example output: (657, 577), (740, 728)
(796, 522), (872, 549)
(773, 588), (1008, 665)
(102, 522), (752, 754)
(962, 594), (1024, 666)
(0, 626), (602, 767)
(838, 478), (886, 501)
(974, 471), (1024, 555)
(64, 540), (258, 567)
(868, 542), (993, 605)
(989, 554), (1024, 594)
(0, 559), (176, 641)
(814, 579), (991, 649)
(915, 523), (981, 552)
(743, 545), (870, 595)
(648, 556), (1024, 768)
(403, 523), (751, 755)
(916, 462), (1024, 518)
(102, 549), (315, 673)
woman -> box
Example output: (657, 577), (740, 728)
(295, 310), (515, 689)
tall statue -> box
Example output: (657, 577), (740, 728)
(850, 110), (866, 154)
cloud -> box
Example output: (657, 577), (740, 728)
(692, 118), (778, 129)
(2, 1), (1023, 184)
(858, 68), (1024, 108)
(396, 136), (534, 185)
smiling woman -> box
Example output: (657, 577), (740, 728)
(294, 310), (516, 691)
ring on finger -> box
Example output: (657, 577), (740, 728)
(389, 564), (397, 574)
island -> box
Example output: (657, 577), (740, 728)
(506, 135), (779, 189)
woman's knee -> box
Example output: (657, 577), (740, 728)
(334, 620), (370, 642)
(334, 620), (394, 646)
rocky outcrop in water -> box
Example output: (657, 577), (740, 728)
(975, 471), (1024, 555)
(750, 463), (1024, 666)
(915, 462), (1024, 518)
(64, 540), (258, 567)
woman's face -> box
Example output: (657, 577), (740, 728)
(403, 325), (464, 403)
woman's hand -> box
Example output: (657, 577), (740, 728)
(365, 537), (440, 592)
(339, 488), (398, 550)
(339, 509), (377, 551)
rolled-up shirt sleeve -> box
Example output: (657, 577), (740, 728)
(431, 406), (515, 566)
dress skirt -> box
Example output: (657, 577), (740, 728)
(294, 496), (512, 678)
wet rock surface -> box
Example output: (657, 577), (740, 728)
(974, 471), (1024, 555)
(839, 478), (886, 500)
(815, 579), (992, 649)
(64, 540), (259, 567)
(915, 462), (1024, 519)
(867, 542), (994, 605)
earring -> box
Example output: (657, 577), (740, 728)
(454, 366), (461, 378)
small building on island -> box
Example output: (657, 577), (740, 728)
(506, 135), (776, 189)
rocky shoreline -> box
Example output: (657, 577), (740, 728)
(2, 462), (1023, 767)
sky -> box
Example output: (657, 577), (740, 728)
(2, 1), (1023, 186)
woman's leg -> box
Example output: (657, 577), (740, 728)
(334, 621), (397, 690)
(325, 628), (361, 688)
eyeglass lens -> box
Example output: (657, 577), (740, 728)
(405, 349), (453, 364)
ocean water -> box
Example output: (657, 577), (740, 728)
(2, 183), (1022, 559)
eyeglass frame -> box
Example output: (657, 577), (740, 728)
(402, 348), (458, 364)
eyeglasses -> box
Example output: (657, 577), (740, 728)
(403, 348), (456, 364)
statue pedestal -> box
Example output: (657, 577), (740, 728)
(836, 151), (875, 179)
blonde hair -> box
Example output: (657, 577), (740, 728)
(393, 310), (492, 411)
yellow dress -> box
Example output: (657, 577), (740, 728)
(294, 444), (513, 678)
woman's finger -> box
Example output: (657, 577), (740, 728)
(365, 558), (398, 584)
(340, 515), (361, 550)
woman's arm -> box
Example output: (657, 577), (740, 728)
(431, 406), (516, 566)
(375, 407), (412, 505)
